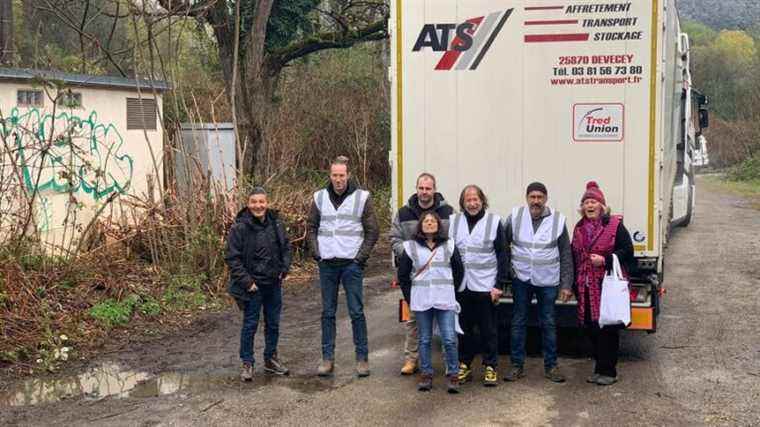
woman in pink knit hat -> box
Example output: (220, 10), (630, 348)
(570, 181), (635, 386)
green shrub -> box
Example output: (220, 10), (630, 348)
(728, 153), (760, 181)
(138, 296), (161, 316)
(88, 294), (140, 327)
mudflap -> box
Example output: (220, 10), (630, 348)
(496, 303), (587, 357)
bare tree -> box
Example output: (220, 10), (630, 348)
(152, 0), (389, 179)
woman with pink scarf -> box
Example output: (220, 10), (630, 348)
(571, 181), (635, 386)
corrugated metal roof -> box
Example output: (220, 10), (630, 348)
(180, 122), (235, 130)
(0, 67), (172, 92)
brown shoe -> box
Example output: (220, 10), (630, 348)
(356, 360), (370, 377)
(317, 359), (334, 377)
(417, 373), (433, 391)
(401, 359), (418, 376)
(240, 362), (253, 382)
(447, 374), (460, 394)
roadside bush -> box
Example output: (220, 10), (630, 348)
(728, 153), (760, 181)
(89, 295), (140, 327)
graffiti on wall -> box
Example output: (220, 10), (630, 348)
(2, 107), (134, 201)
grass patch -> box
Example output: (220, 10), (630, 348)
(88, 295), (140, 327)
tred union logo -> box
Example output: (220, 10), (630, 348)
(412, 9), (513, 71)
(573, 104), (625, 142)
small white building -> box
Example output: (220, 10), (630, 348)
(0, 68), (171, 251)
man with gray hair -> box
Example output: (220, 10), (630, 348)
(390, 172), (454, 375)
(308, 156), (379, 377)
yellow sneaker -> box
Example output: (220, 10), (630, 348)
(457, 363), (472, 383)
(483, 366), (498, 387)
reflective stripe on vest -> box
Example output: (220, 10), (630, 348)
(403, 240), (457, 312)
(510, 206), (565, 287)
(316, 188), (368, 259)
(450, 212), (501, 292)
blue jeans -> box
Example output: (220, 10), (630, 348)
(415, 308), (459, 376)
(510, 278), (559, 370)
(239, 283), (282, 365)
(319, 261), (368, 361)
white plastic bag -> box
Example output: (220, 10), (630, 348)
(599, 254), (631, 327)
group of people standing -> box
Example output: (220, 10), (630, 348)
(225, 156), (635, 394)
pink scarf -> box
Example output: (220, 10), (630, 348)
(571, 215), (622, 323)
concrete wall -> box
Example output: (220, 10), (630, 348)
(0, 81), (164, 252)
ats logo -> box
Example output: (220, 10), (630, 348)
(412, 9), (513, 71)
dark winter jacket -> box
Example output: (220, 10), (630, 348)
(225, 208), (292, 303)
(396, 236), (464, 304)
(390, 193), (455, 259)
(306, 180), (379, 266)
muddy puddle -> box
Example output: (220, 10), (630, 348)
(1, 362), (333, 408)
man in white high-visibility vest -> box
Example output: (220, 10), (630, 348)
(504, 182), (574, 383)
(449, 185), (509, 387)
(307, 156), (379, 378)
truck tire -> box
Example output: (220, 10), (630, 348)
(681, 172), (695, 227)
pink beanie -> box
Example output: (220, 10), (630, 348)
(581, 181), (606, 205)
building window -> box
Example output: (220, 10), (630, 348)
(57, 92), (82, 108)
(126, 97), (157, 130)
(17, 90), (44, 107)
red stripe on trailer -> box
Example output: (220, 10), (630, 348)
(524, 33), (589, 43)
(435, 16), (484, 70)
(524, 6), (564, 11)
(524, 19), (578, 25)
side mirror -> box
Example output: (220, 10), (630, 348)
(698, 108), (709, 129)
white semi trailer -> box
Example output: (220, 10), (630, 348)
(389, 0), (709, 332)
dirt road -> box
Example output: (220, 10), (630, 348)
(2, 177), (759, 426)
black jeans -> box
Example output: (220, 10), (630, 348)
(584, 297), (621, 377)
(457, 289), (499, 367)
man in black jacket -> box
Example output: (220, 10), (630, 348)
(226, 187), (292, 381)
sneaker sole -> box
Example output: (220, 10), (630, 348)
(483, 381), (498, 387)
(264, 367), (290, 376)
(357, 372), (370, 378)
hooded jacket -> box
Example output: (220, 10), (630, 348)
(225, 208), (292, 302)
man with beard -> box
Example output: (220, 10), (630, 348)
(503, 182), (574, 383)
(390, 172), (454, 375)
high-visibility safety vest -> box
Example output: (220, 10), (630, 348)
(449, 212), (501, 292)
(315, 188), (369, 260)
(403, 240), (458, 312)
(510, 206), (566, 287)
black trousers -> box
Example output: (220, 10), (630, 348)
(457, 289), (499, 367)
(584, 297), (621, 377)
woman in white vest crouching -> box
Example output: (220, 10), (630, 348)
(397, 212), (464, 393)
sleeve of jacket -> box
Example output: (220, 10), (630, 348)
(389, 210), (405, 259)
(494, 221), (509, 290)
(356, 196), (380, 265)
(397, 250), (413, 304)
(277, 219), (292, 273)
(307, 199), (321, 261)
(503, 214), (514, 280)
(452, 247), (465, 290)
(605, 221), (635, 274)
(558, 226), (575, 290)
(225, 224), (253, 289)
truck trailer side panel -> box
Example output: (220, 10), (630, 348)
(391, 0), (670, 260)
